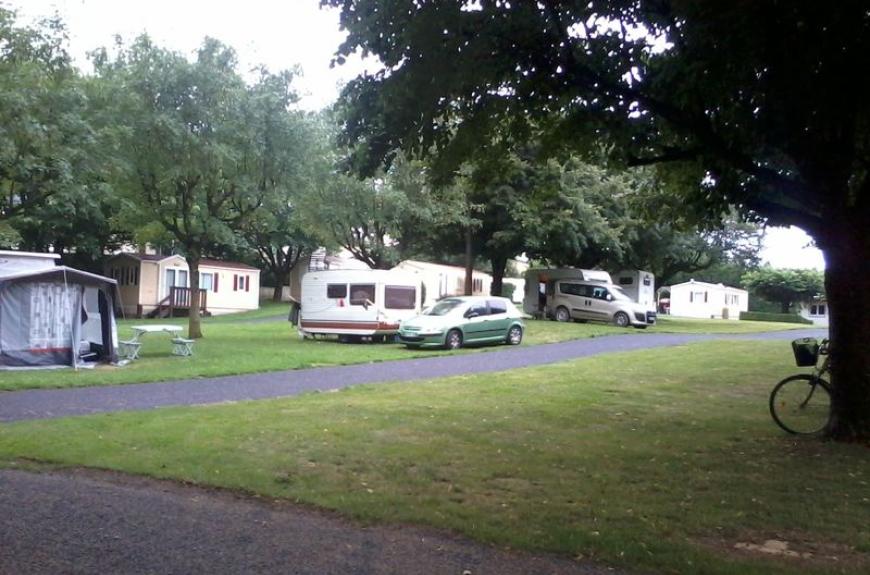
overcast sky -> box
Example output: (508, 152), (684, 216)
(9, 0), (825, 270)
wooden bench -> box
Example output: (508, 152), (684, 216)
(118, 340), (142, 360)
(171, 337), (195, 357)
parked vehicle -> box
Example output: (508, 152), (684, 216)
(299, 270), (422, 341)
(523, 268), (612, 317)
(398, 296), (525, 349)
(548, 279), (656, 328)
(612, 270), (656, 311)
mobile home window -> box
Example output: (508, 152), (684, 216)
(200, 272), (214, 292)
(350, 284), (376, 306)
(385, 285), (416, 309)
(327, 283), (347, 299)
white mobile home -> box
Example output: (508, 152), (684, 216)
(299, 269), (422, 340)
(392, 260), (492, 306)
(522, 268), (613, 316)
(668, 280), (748, 320)
(613, 270), (656, 311)
(798, 297), (829, 326)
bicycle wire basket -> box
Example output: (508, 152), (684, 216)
(791, 337), (820, 367)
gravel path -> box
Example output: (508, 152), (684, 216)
(0, 329), (824, 423)
(0, 468), (625, 575)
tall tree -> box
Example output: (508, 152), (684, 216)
(0, 9), (92, 228)
(324, 1), (870, 439)
(98, 36), (265, 338)
(238, 72), (320, 301)
(742, 268), (825, 314)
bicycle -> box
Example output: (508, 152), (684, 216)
(769, 338), (832, 435)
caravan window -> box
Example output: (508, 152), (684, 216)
(618, 276), (634, 285)
(385, 285), (416, 309)
(327, 284), (347, 299)
(350, 284), (376, 306)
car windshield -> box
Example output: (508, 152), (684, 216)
(611, 286), (632, 302)
(424, 299), (464, 316)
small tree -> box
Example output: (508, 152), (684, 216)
(742, 268), (825, 314)
(99, 37), (265, 338)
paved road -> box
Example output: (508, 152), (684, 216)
(0, 468), (624, 575)
(0, 329), (824, 423)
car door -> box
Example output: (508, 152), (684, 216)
(558, 282), (593, 320)
(461, 302), (489, 342)
(587, 285), (614, 321)
(485, 299), (510, 340)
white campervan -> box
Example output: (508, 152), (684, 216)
(613, 270), (656, 311)
(299, 269), (422, 341)
(523, 268), (613, 317)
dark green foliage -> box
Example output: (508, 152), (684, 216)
(742, 268), (825, 314)
(739, 312), (813, 325)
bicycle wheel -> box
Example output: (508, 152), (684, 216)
(769, 374), (832, 435)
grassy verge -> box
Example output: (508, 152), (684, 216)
(0, 340), (864, 574)
(654, 316), (808, 333)
(0, 313), (814, 392)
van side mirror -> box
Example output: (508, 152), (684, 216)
(606, 294), (613, 301)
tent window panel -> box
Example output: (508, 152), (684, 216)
(29, 283), (77, 350)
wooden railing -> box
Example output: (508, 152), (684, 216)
(148, 287), (208, 318)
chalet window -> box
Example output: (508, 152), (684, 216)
(472, 278), (483, 292)
(234, 274), (248, 292)
(200, 272), (214, 292)
(385, 286), (416, 309)
(350, 284), (376, 306)
(327, 284), (347, 299)
(810, 304), (826, 316)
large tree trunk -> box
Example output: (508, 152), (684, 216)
(187, 255), (203, 339)
(272, 269), (288, 302)
(490, 255), (507, 296)
(817, 221), (870, 440)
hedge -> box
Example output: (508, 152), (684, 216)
(739, 311), (813, 324)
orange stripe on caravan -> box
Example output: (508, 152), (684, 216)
(301, 321), (400, 330)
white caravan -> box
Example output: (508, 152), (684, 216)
(522, 268), (613, 317)
(299, 269), (422, 340)
(613, 270), (656, 311)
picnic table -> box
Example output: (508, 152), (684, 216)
(120, 325), (193, 359)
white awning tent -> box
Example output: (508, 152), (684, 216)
(0, 266), (120, 369)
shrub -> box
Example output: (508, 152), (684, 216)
(739, 311), (813, 324)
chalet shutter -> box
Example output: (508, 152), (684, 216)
(213, 273), (219, 292)
(245, 275), (250, 292)
(233, 274), (238, 291)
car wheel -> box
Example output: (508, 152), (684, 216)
(614, 311), (630, 328)
(555, 306), (570, 322)
(445, 329), (463, 350)
(506, 325), (523, 345)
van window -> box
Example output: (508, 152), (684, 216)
(487, 299), (507, 315)
(385, 285), (416, 309)
(327, 284), (347, 299)
(591, 286), (609, 300)
(350, 284), (376, 306)
(559, 282), (585, 296)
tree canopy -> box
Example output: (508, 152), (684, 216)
(324, 0), (870, 439)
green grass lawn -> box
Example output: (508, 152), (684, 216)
(0, 340), (863, 575)
(0, 309), (812, 392)
(654, 316), (808, 334)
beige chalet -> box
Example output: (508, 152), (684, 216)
(106, 254), (260, 318)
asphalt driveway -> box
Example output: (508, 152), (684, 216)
(0, 329), (824, 423)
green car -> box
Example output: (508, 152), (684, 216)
(398, 296), (525, 350)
